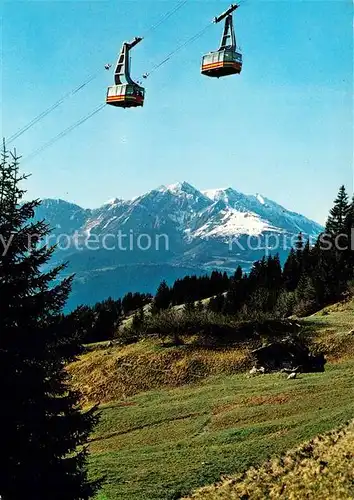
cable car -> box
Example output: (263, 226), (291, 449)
(106, 37), (145, 108)
(201, 4), (242, 78)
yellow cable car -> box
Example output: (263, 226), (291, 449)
(201, 4), (242, 78)
(106, 37), (145, 108)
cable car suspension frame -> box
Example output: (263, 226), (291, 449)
(201, 3), (242, 78)
(106, 36), (145, 108)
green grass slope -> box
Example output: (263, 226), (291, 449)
(302, 298), (354, 361)
(74, 298), (354, 499)
(89, 360), (354, 500)
(183, 419), (354, 499)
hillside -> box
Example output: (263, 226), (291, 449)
(66, 299), (354, 499)
(183, 418), (354, 499)
(88, 361), (354, 500)
(34, 182), (323, 309)
(302, 298), (354, 362)
(68, 298), (354, 406)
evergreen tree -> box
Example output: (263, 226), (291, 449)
(344, 196), (354, 278)
(283, 248), (301, 291)
(233, 265), (243, 282)
(294, 274), (317, 316)
(295, 232), (304, 252)
(326, 185), (350, 235)
(0, 145), (99, 499)
(344, 196), (354, 235)
(152, 279), (171, 312)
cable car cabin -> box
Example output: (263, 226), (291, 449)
(106, 37), (145, 109)
(201, 5), (242, 79)
(201, 49), (242, 78)
(106, 84), (145, 108)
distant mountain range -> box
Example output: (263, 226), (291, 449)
(34, 182), (323, 310)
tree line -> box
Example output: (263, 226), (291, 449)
(68, 185), (354, 345)
(152, 185), (354, 320)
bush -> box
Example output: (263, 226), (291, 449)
(120, 307), (301, 349)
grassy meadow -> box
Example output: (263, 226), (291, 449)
(88, 360), (354, 499)
(184, 418), (354, 499)
(66, 299), (354, 499)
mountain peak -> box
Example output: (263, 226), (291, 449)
(255, 193), (266, 205)
(166, 181), (201, 195)
(203, 187), (240, 203)
(104, 197), (122, 206)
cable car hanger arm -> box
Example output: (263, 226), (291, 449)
(214, 3), (239, 24)
(126, 36), (143, 50)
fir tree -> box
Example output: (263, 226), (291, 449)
(0, 144), (99, 499)
(326, 185), (350, 235)
(343, 196), (354, 277)
(294, 273), (317, 316)
(233, 265), (243, 282)
(283, 248), (301, 292)
(295, 232), (304, 252)
(152, 279), (171, 312)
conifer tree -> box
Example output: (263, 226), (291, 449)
(344, 195), (354, 236)
(326, 185), (350, 235)
(295, 232), (304, 252)
(294, 273), (317, 316)
(0, 144), (99, 499)
(152, 279), (171, 312)
(233, 265), (243, 282)
(343, 196), (354, 275)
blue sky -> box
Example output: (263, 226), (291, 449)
(1, 0), (353, 224)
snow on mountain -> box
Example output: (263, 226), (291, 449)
(192, 208), (278, 239)
(36, 183), (324, 309)
(202, 187), (323, 238)
(256, 193), (265, 205)
(39, 183), (323, 242)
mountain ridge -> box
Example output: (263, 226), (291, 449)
(33, 182), (324, 309)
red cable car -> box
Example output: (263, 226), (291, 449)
(106, 37), (145, 108)
(201, 4), (242, 78)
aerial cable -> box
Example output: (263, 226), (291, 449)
(7, 2), (188, 145)
(142, 0), (188, 38)
(142, 22), (212, 79)
(7, 71), (104, 145)
(23, 103), (106, 164)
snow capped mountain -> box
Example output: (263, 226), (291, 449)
(35, 183), (324, 309)
(37, 182), (323, 250)
(201, 187), (322, 238)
